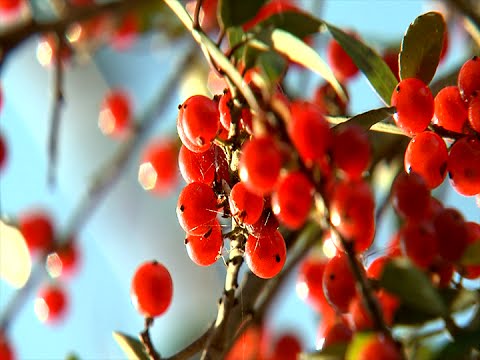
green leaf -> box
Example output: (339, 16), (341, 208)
(256, 50), (288, 86)
(65, 353), (80, 360)
(461, 241), (480, 266)
(268, 29), (347, 103)
(345, 332), (375, 360)
(399, 12), (446, 84)
(326, 114), (405, 136)
(325, 23), (398, 105)
(333, 107), (395, 130)
(219, 0), (268, 29)
(227, 26), (246, 59)
(112, 332), (149, 360)
(253, 10), (324, 39)
(379, 258), (448, 317)
(394, 303), (438, 325)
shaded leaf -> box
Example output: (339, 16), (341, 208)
(461, 241), (480, 266)
(254, 10), (324, 39)
(325, 23), (398, 105)
(394, 303), (438, 326)
(326, 114), (405, 136)
(256, 50), (288, 86)
(333, 107), (395, 130)
(379, 258), (448, 317)
(219, 0), (268, 29)
(112, 331), (149, 360)
(399, 12), (446, 84)
(345, 332), (375, 360)
(227, 26), (246, 59)
(436, 327), (480, 360)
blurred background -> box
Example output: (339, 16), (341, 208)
(0, 0), (478, 359)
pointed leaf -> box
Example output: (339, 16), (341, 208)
(461, 241), (480, 266)
(254, 10), (324, 39)
(269, 29), (347, 102)
(219, 0), (268, 29)
(112, 332), (149, 360)
(325, 23), (398, 105)
(333, 107), (395, 130)
(399, 12), (446, 84)
(379, 258), (448, 317)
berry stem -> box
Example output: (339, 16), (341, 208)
(139, 318), (161, 360)
(192, 0), (204, 30)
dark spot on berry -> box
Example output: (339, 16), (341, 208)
(203, 227), (213, 239)
(473, 55), (478, 61)
(448, 171), (453, 180)
(329, 274), (335, 280)
(179, 204), (185, 212)
(197, 137), (205, 146)
(439, 162), (447, 176)
(408, 165), (412, 173)
(396, 85), (401, 92)
(275, 254), (281, 263)
(184, 238), (189, 245)
(151, 260), (159, 266)
(178, 104), (182, 109)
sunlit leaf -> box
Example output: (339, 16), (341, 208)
(219, 0), (268, 29)
(112, 332), (149, 360)
(345, 333), (375, 360)
(333, 107), (395, 130)
(399, 12), (446, 84)
(325, 23), (398, 105)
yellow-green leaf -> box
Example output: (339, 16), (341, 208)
(112, 332), (149, 360)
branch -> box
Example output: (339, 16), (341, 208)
(140, 318), (161, 360)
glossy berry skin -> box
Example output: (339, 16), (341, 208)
(229, 182), (264, 225)
(218, 90), (252, 133)
(329, 180), (375, 252)
(468, 95), (480, 133)
(458, 56), (480, 103)
(178, 144), (229, 186)
(35, 285), (67, 324)
(271, 171), (313, 229)
(250, 210), (279, 238)
(185, 220), (223, 266)
(327, 37), (359, 82)
(289, 101), (332, 165)
(131, 261), (173, 318)
(18, 210), (55, 254)
(433, 208), (468, 263)
(404, 131), (448, 189)
(366, 256), (389, 280)
(332, 124), (371, 180)
(0, 334), (15, 360)
(177, 182), (218, 236)
(239, 136), (282, 195)
(447, 137), (480, 196)
(433, 86), (468, 133)
(98, 90), (132, 139)
(271, 333), (302, 360)
(391, 78), (434, 135)
(357, 335), (402, 360)
(138, 139), (178, 195)
(179, 95), (220, 153)
(322, 254), (356, 313)
(245, 230), (286, 279)
(400, 221), (438, 269)
(297, 257), (331, 313)
(0, 132), (7, 171)
(391, 172), (430, 220)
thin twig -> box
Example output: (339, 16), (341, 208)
(192, 0), (204, 30)
(140, 318), (161, 360)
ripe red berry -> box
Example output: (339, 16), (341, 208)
(271, 171), (313, 229)
(332, 124), (371, 180)
(468, 95), (480, 133)
(229, 182), (264, 225)
(289, 101), (332, 165)
(177, 182), (218, 236)
(433, 208), (468, 263)
(249, 210), (280, 238)
(404, 131), (448, 189)
(0, 333), (15, 360)
(383, 51), (400, 81)
(391, 78), (434, 135)
(297, 257), (332, 313)
(357, 335), (402, 360)
(131, 261), (173, 318)
(0, 0), (22, 15)
(270, 333), (302, 360)
(111, 13), (139, 51)
(463, 222), (480, 279)
(433, 86), (468, 133)
(447, 136), (480, 196)
(98, 89), (132, 139)
(245, 230), (286, 279)
(35, 285), (68, 324)
(366, 256), (389, 280)
(179, 95), (220, 153)
(313, 82), (349, 115)
(322, 254), (356, 313)
(0, 132), (7, 171)
(391, 172), (430, 220)
(18, 210), (55, 254)
(46, 242), (80, 279)
(320, 320), (352, 349)
(218, 90), (253, 134)
(185, 220), (223, 266)
(400, 221), (438, 268)
(458, 56), (480, 103)
(327, 36), (359, 82)
(239, 136), (282, 195)
(138, 138), (178, 195)
(225, 325), (264, 360)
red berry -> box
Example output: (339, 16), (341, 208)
(404, 131), (448, 189)
(332, 124), (371, 180)
(271, 333), (302, 360)
(430, 260), (454, 288)
(468, 94), (480, 133)
(177, 182), (218, 236)
(0, 0), (21, 15)
(313, 82), (348, 115)
(225, 325), (264, 360)
(131, 261), (173, 318)
(350, 291), (398, 330)
(463, 222), (480, 279)
(18, 210), (55, 254)
(289, 101), (332, 165)
(245, 230), (286, 279)
(357, 335), (402, 360)
(0, 132), (7, 171)
(271, 171), (313, 229)
(321, 320), (352, 349)
(249, 210), (279, 238)
(458, 56), (480, 103)
(138, 138), (178, 195)
(433, 208), (468, 263)
(229, 182), (264, 225)
(218, 90), (253, 133)
(179, 95), (220, 153)
(99, 89), (132, 139)
(297, 257), (331, 313)
(111, 13), (139, 51)
(35, 285), (68, 324)
(46, 242), (80, 279)
(391, 78), (434, 135)
(447, 136), (480, 196)
(433, 86), (468, 133)
(0, 334), (15, 360)
(383, 51), (400, 81)
(239, 136), (282, 195)
(322, 254), (356, 313)
(242, 0), (300, 31)
(185, 220), (223, 266)
(327, 36), (359, 82)
(391, 172), (430, 220)
(400, 221), (438, 268)
(366, 256), (389, 280)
